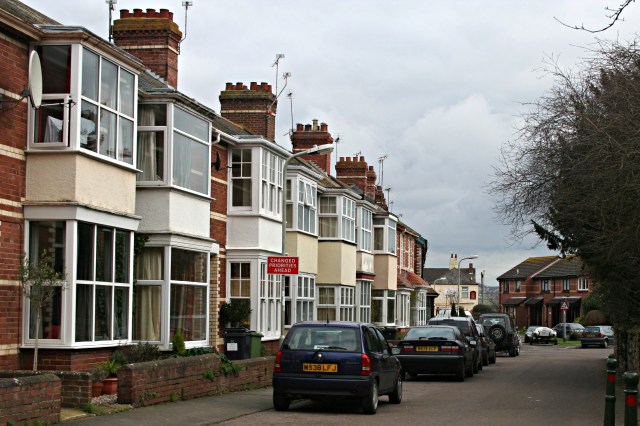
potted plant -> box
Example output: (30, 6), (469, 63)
(89, 366), (108, 397)
(100, 358), (122, 395)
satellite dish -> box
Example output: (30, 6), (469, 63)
(28, 50), (43, 109)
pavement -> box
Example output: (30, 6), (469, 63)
(60, 387), (274, 425)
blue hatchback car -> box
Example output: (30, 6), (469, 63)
(272, 321), (403, 414)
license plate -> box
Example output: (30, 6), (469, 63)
(416, 346), (438, 352)
(586, 333), (595, 338)
(303, 363), (338, 373)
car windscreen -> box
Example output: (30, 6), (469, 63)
(285, 326), (359, 351)
(405, 327), (456, 341)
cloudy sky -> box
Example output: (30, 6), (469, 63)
(22, 0), (640, 286)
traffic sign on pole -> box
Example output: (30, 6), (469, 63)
(268, 256), (299, 274)
(560, 301), (569, 310)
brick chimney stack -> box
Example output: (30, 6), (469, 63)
(113, 9), (182, 89)
(335, 155), (371, 196)
(449, 253), (458, 270)
(290, 120), (333, 173)
(219, 82), (277, 142)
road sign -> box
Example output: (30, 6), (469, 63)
(267, 256), (299, 274)
(560, 301), (569, 310)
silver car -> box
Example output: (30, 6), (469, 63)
(580, 325), (614, 348)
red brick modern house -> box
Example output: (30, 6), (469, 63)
(497, 255), (592, 329)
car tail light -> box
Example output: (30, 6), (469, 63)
(274, 351), (282, 373)
(598, 333), (605, 337)
(361, 353), (372, 376)
(401, 345), (414, 352)
(441, 345), (461, 353)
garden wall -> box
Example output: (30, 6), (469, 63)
(2, 370), (93, 407)
(0, 373), (61, 425)
(118, 354), (274, 408)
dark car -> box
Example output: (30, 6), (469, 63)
(580, 325), (614, 348)
(426, 316), (483, 374)
(478, 313), (521, 357)
(553, 323), (585, 338)
(272, 321), (403, 414)
(395, 325), (475, 381)
(524, 325), (541, 343)
(475, 323), (497, 365)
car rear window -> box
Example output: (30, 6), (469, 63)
(285, 326), (359, 351)
(429, 319), (470, 335)
(481, 317), (506, 327)
(584, 326), (600, 333)
(405, 327), (456, 341)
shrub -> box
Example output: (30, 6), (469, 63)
(172, 329), (186, 355)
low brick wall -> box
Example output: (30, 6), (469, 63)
(0, 373), (61, 425)
(118, 354), (275, 408)
(2, 370), (92, 407)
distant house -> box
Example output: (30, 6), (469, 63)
(497, 256), (592, 329)
(423, 253), (478, 314)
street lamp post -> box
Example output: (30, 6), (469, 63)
(279, 144), (334, 340)
(457, 255), (478, 312)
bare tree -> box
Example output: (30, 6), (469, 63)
(555, 0), (636, 33)
(490, 39), (640, 372)
(19, 251), (67, 371)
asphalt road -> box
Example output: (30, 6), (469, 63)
(69, 343), (627, 426)
(219, 343), (622, 426)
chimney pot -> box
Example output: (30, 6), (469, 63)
(312, 119), (319, 131)
(225, 82), (233, 90)
(360, 156), (365, 162)
(146, 9), (156, 17)
(296, 123), (304, 131)
(304, 124), (312, 131)
(235, 82), (243, 90)
(320, 123), (328, 132)
(133, 8), (143, 17)
(120, 9), (131, 18)
(159, 8), (171, 19)
(250, 82), (258, 90)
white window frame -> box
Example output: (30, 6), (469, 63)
(358, 207), (373, 252)
(562, 278), (570, 292)
(295, 179), (317, 234)
(261, 150), (283, 216)
(541, 279), (550, 292)
(357, 280), (372, 323)
(396, 291), (410, 327)
(294, 275), (316, 324)
(372, 289), (396, 326)
(578, 277), (589, 291)
(230, 148), (253, 209)
(515, 280), (522, 292)
(319, 196), (338, 238)
(136, 103), (168, 184)
(414, 290), (428, 325)
(259, 262), (281, 339)
(317, 286), (336, 321)
(341, 197), (356, 242)
(339, 287), (355, 321)
(461, 286), (469, 299)
(373, 216), (397, 254)
(171, 106), (211, 196)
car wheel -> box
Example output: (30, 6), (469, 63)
(473, 355), (480, 373)
(466, 358), (474, 377)
(456, 361), (466, 382)
(509, 346), (516, 357)
(273, 393), (290, 411)
(490, 351), (497, 364)
(389, 375), (402, 404)
(482, 351), (489, 366)
(602, 339), (608, 348)
(362, 381), (379, 414)
(516, 345), (520, 356)
(582, 343), (587, 348)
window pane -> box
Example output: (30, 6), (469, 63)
(119, 118), (134, 164)
(138, 104), (167, 126)
(174, 107), (209, 141)
(232, 179), (252, 207)
(119, 69), (135, 117)
(75, 284), (93, 342)
(77, 222), (94, 281)
(96, 227), (113, 282)
(34, 102), (65, 143)
(80, 101), (98, 152)
(114, 287), (129, 339)
(39, 45), (71, 94)
(114, 230), (130, 283)
(173, 132), (208, 194)
(94, 285), (112, 341)
(170, 284), (207, 341)
(81, 49), (99, 100)
(100, 59), (118, 109)
(29, 221), (65, 273)
(133, 284), (161, 341)
(99, 109), (117, 158)
(137, 130), (165, 181)
(171, 248), (206, 282)
(28, 287), (62, 340)
(135, 247), (164, 280)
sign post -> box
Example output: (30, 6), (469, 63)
(560, 299), (569, 339)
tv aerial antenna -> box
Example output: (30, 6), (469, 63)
(272, 54), (285, 95)
(105, 0), (117, 42)
(378, 154), (388, 188)
(178, 1), (193, 53)
(333, 134), (343, 164)
(385, 187), (392, 206)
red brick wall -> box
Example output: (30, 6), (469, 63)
(20, 348), (113, 372)
(0, 373), (61, 424)
(0, 22), (29, 371)
(118, 354), (274, 407)
(290, 122), (334, 174)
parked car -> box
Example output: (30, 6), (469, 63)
(580, 325), (614, 348)
(426, 316), (483, 374)
(395, 325), (474, 381)
(529, 326), (557, 345)
(435, 307), (474, 321)
(553, 323), (585, 338)
(272, 321), (403, 414)
(478, 313), (521, 357)
(475, 323), (497, 365)
(524, 325), (541, 343)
